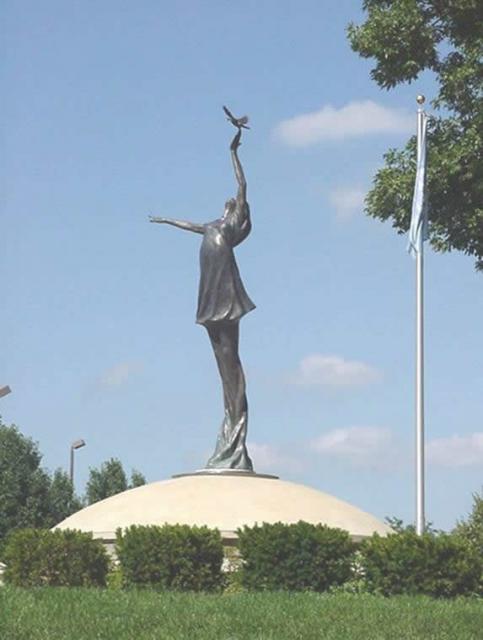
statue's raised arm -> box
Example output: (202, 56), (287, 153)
(230, 130), (246, 205)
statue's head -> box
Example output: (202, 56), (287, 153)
(223, 198), (236, 218)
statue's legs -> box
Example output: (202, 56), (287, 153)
(205, 321), (253, 471)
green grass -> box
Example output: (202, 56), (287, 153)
(1, 587), (482, 640)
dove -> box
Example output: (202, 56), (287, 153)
(223, 105), (250, 129)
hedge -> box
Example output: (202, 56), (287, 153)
(237, 521), (355, 592)
(115, 524), (224, 591)
(3, 528), (109, 587)
(360, 531), (482, 597)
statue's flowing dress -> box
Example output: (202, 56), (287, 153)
(196, 203), (255, 470)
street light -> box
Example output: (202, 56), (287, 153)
(70, 439), (86, 485)
(0, 385), (12, 398)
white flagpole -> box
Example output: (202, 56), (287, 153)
(415, 95), (425, 535)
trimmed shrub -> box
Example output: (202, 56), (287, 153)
(360, 531), (482, 597)
(237, 521), (355, 592)
(3, 528), (109, 587)
(116, 524), (224, 591)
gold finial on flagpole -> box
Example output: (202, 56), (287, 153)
(416, 95), (426, 105)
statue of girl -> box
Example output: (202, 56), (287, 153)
(149, 122), (255, 471)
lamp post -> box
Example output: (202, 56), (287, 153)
(0, 385), (12, 398)
(70, 439), (86, 485)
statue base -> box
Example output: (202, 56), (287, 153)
(172, 469), (279, 480)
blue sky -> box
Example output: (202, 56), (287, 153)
(2, 0), (482, 530)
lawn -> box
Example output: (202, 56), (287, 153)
(1, 587), (482, 640)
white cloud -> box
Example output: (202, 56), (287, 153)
(291, 354), (381, 388)
(249, 442), (302, 473)
(311, 426), (394, 467)
(98, 362), (142, 388)
(329, 187), (366, 220)
(275, 100), (413, 147)
(428, 433), (483, 468)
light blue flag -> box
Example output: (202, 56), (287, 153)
(408, 111), (429, 257)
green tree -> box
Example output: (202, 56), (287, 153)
(85, 458), (128, 504)
(454, 489), (483, 552)
(0, 419), (50, 548)
(384, 516), (439, 534)
(45, 468), (83, 527)
(454, 490), (483, 593)
(85, 458), (145, 504)
(0, 418), (81, 550)
(347, 1), (483, 270)
(130, 469), (146, 488)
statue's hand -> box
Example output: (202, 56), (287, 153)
(149, 215), (165, 223)
(230, 129), (242, 151)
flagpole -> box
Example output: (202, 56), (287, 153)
(415, 95), (425, 536)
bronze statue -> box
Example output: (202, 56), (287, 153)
(149, 108), (255, 471)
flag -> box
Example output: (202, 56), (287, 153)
(408, 111), (429, 257)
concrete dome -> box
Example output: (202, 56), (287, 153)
(56, 474), (390, 542)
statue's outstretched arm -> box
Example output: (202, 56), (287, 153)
(148, 216), (205, 234)
(230, 130), (246, 203)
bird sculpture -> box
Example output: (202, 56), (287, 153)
(223, 105), (250, 129)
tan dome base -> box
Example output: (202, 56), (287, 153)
(56, 474), (390, 543)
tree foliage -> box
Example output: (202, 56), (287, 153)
(453, 489), (483, 592)
(347, 1), (483, 270)
(45, 469), (83, 528)
(0, 420), (51, 547)
(454, 489), (483, 553)
(85, 458), (127, 504)
(0, 419), (82, 550)
(85, 458), (146, 505)
(130, 469), (147, 488)
(384, 516), (440, 534)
